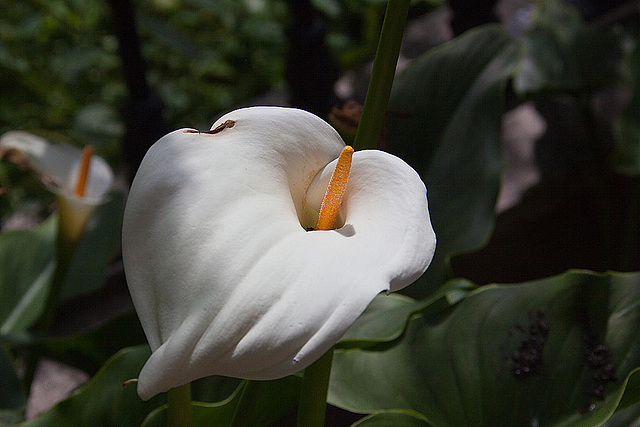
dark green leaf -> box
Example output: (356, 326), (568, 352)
(140, 383), (245, 427)
(514, 0), (627, 95)
(20, 346), (164, 427)
(190, 376), (243, 404)
(386, 25), (520, 298)
(612, 44), (640, 176)
(602, 398), (640, 427)
(352, 410), (432, 426)
(329, 271), (640, 426)
(338, 279), (476, 349)
(0, 347), (26, 410)
(0, 191), (124, 338)
(141, 377), (300, 427)
(0, 216), (56, 335)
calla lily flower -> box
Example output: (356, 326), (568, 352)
(0, 131), (113, 240)
(122, 106), (436, 400)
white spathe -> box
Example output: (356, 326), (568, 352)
(0, 131), (113, 240)
(121, 106), (436, 400)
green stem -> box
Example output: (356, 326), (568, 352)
(352, 0), (410, 151)
(23, 233), (80, 392)
(37, 234), (79, 331)
(230, 381), (262, 427)
(168, 383), (193, 427)
(296, 348), (334, 427)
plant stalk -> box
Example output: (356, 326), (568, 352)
(296, 348), (334, 427)
(37, 234), (79, 331)
(352, 0), (410, 151)
(23, 232), (81, 393)
(168, 383), (193, 427)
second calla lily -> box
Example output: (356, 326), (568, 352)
(122, 106), (436, 400)
(0, 131), (113, 240)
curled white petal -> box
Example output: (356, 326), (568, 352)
(121, 106), (436, 400)
(0, 131), (114, 239)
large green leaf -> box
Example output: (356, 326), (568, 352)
(329, 271), (640, 426)
(140, 384), (245, 427)
(601, 399), (640, 427)
(0, 191), (124, 337)
(352, 410), (432, 426)
(338, 279), (475, 349)
(0, 216), (56, 335)
(141, 377), (300, 427)
(612, 43), (640, 176)
(190, 376), (243, 404)
(513, 0), (627, 95)
(19, 346), (164, 427)
(385, 25), (520, 298)
(0, 347), (25, 411)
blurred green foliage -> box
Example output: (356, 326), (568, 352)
(1, 0), (640, 425)
(0, 0), (294, 223)
(0, 0), (289, 155)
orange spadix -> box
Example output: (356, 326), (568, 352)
(73, 145), (93, 198)
(314, 145), (354, 231)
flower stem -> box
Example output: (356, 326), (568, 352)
(296, 348), (334, 427)
(352, 0), (410, 151)
(23, 232), (81, 392)
(37, 234), (79, 331)
(167, 383), (192, 427)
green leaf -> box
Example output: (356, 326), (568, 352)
(601, 398), (640, 427)
(0, 216), (56, 335)
(352, 410), (432, 426)
(514, 0), (627, 95)
(0, 191), (124, 338)
(20, 346), (165, 427)
(140, 383), (245, 427)
(386, 25), (520, 298)
(612, 43), (640, 176)
(190, 376), (243, 404)
(0, 347), (25, 410)
(329, 271), (640, 426)
(338, 279), (476, 349)
(562, 368), (640, 426)
(141, 377), (300, 427)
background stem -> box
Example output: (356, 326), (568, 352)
(352, 0), (410, 151)
(296, 348), (334, 427)
(23, 233), (80, 392)
(36, 234), (79, 332)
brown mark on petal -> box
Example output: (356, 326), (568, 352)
(183, 120), (236, 135)
(205, 120), (236, 134)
